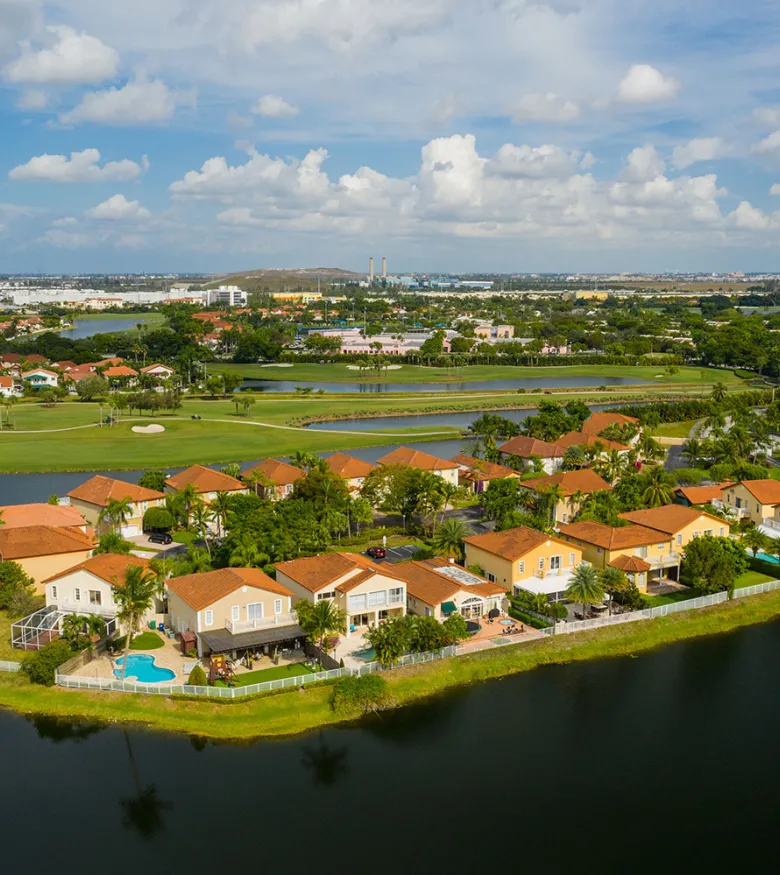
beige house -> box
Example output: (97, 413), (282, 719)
(391, 557), (506, 620)
(242, 459), (305, 500)
(580, 412), (641, 445)
(167, 567), (301, 657)
(165, 464), (248, 504)
(497, 436), (565, 474)
(464, 527), (583, 601)
(518, 468), (612, 524)
(0, 503), (87, 532)
(44, 554), (161, 621)
(68, 475), (166, 537)
(0, 525), (96, 594)
(719, 480), (780, 531)
(619, 505), (730, 550)
(450, 454), (519, 495)
(376, 446), (459, 485)
(325, 453), (377, 493)
(276, 552), (406, 638)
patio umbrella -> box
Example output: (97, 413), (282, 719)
(488, 608), (500, 620)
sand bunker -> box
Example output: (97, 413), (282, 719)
(260, 363), (294, 367)
(132, 424), (166, 435)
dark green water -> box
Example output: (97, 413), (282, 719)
(2, 622), (779, 873)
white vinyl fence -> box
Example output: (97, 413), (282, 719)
(0, 660), (22, 673)
(56, 645), (458, 699)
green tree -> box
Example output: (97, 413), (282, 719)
(365, 618), (408, 666)
(565, 563), (604, 619)
(114, 565), (162, 680)
(93, 532), (133, 555)
(742, 526), (770, 557)
(680, 534), (745, 594)
(98, 497), (133, 534)
(46, 494), (60, 506)
(137, 470), (167, 492)
(220, 463), (242, 480)
(229, 533), (270, 568)
(0, 560), (36, 610)
(296, 599), (348, 653)
(711, 383), (727, 404)
(599, 566), (628, 615)
(187, 664), (207, 686)
(432, 518), (472, 561)
(441, 612), (469, 645)
(75, 375), (109, 401)
(641, 467), (675, 508)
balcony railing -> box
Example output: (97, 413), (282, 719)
(762, 517), (780, 532)
(641, 552), (680, 567)
(225, 611), (297, 634)
(55, 600), (117, 618)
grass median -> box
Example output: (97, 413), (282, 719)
(1, 588), (779, 740)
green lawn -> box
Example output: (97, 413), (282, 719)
(655, 420), (696, 438)
(645, 588), (702, 607)
(735, 571), (776, 589)
(233, 662), (316, 686)
(129, 631), (165, 650)
(223, 362), (743, 386)
(2, 588), (780, 739)
(70, 313), (166, 323)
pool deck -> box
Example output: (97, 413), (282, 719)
(73, 635), (193, 685)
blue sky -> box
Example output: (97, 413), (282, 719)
(1, 0), (780, 274)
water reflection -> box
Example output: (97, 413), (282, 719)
(27, 714), (105, 744)
(120, 731), (173, 840)
(301, 733), (350, 787)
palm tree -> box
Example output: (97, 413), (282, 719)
(642, 466), (675, 508)
(595, 449), (626, 484)
(190, 501), (215, 556)
(599, 566), (627, 615)
(229, 533), (269, 568)
(98, 497), (133, 534)
(682, 437), (703, 468)
(432, 518), (472, 561)
(120, 731), (172, 839)
(565, 564), (604, 620)
(178, 483), (199, 527)
(114, 565), (162, 680)
(711, 383), (727, 405)
(703, 409), (726, 436)
(297, 599), (347, 653)
(638, 433), (664, 463)
(742, 527), (770, 557)
(541, 483), (565, 524)
(291, 450), (322, 471)
(211, 491), (232, 538)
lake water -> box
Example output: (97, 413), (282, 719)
(59, 316), (160, 340)
(242, 375), (652, 394)
(2, 621), (779, 872)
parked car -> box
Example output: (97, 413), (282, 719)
(148, 532), (173, 545)
(366, 546), (386, 560)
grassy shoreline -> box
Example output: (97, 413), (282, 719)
(2, 590), (779, 740)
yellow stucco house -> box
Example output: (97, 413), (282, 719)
(67, 475), (166, 537)
(464, 526), (583, 602)
(719, 480), (780, 530)
(518, 468), (612, 524)
(276, 552), (406, 638)
(376, 446), (459, 485)
(0, 525), (96, 594)
(325, 453), (377, 493)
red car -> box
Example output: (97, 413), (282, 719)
(366, 546), (386, 560)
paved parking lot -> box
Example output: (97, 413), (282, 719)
(383, 544), (420, 564)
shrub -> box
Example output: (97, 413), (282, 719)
(6, 589), (42, 619)
(21, 639), (74, 686)
(0, 560), (36, 610)
(331, 674), (392, 714)
(507, 606), (552, 629)
(187, 664), (207, 686)
(143, 506), (174, 531)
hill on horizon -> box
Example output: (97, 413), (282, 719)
(204, 267), (364, 292)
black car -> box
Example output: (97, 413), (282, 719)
(366, 546), (386, 560)
(148, 532), (173, 545)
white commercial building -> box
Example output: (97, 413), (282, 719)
(204, 285), (248, 307)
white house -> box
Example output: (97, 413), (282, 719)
(22, 368), (59, 389)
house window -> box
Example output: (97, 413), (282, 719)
(317, 591), (334, 601)
(247, 603), (264, 620)
(349, 593), (367, 611)
(285, 484), (293, 495)
(693, 531), (699, 538)
(389, 588), (404, 604)
(676, 534), (682, 546)
(517, 561), (525, 575)
(74, 588), (81, 601)
(424, 606), (432, 617)
(205, 610), (214, 627)
(486, 572), (496, 582)
(703, 529), (712, 536)
(757, 503), (761, 513)
(538, 557), (545, 571)
(367, 590), (388, 607)
(89, 591), (102, 606)
(569, 552), (575, 566)
(597, 547), (602, 554)
(51, 585), (58, 599)
(550, 555), (562, 572)
(719, 527), (724, 536)
(231, 606), (240, 622)
(274, 599), (282, 614)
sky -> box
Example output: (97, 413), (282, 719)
(1, 0), (780, 274)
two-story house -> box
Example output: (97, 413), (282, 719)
(22, 368), (59, 389)
(43, 554), (162, 622)
(619, 505), (730, 551)
(497, 436), (566, 474)
(376, 446), (459, 485)
(0, 525), (96, 594)
(392, 557), (506, 620)
(276, 552), (407, 637)
(324, 453), (377, 493)
(165, 464), (248, 504)
(0, 503), (87, 532)
(580, 411), (641, 445)
(464, 527), (583, 602)
(167, 567), (303, 658)
(0, 375), (21, 397)
(719, 480), (780, 531)
(242, 459), (305, 500)
(450, 454), (519, 494)
(518, 468), (612, 524)
(68, 475), (166, 537)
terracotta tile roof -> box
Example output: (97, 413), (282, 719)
(464, 526), (572, 561)
(619, 505), (729, 535)
(93, 358), (124, 368)
(0, 376), (13, 389)
(167, 568), (292, 611)
(391, 557), (505, 606)
(23, 354), (48, 364)
(498, 435), (565, 458)
(558, 520), (665, 550)
(519, 469), (613, 497)
(0, 525), (95, 560)
(276, 552), (403, 593)
(676, 482), (734, 505)
(140, 363), (175, 374)
(53, 361), (79, 371)
(609, 554), (651, 573)
(43, 553), (151, 586)
(243, 458), (305, 487)
(555, 431), (629, 451)
(377, 446), (459, 471)
(325, 453), (377, 480)
(0, 503), (86, 529)
(581, 412), (639, 436)
(23, 368), (58, 378)
(68, 475), (165, 507)
(450, 454), (518, 481)
(731, 479), (780, 506)
(103, 366), (138, 377)
(166, 464), (245, 494)
(0, 353), (20, 363)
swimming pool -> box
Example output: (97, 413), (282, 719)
(354, 648), (376, 662)
(755, 552), (780, 565)
(114, 654), (176, 683)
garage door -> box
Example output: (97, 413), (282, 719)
(121, 525), (140, 538)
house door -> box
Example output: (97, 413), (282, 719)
(550, 556), (561, 573)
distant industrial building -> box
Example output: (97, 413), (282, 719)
(204, 285), (248, 307)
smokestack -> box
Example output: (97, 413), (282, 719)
(369, 257), (374, 283)
(382, 257), (387, 278)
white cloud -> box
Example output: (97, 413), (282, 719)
(619, 145), (666, 183)
(4, 25), (118, 85)
(52, 216), (78, 226)
(85, 194), (151, 221)
(428, 95), (465, 125)
(489, 143), (578, 179)
(753, 131), (780, 157)
(15, 89), (48, 110)
(672, 137), (727, 169)
(60, 74), (195, 126)
(616, 64), (679, 104)
(770, 183), (780, 196)
(754, 107), (780, 129)
(9, 148), (148, 182)
(251, 94), (299, 118)
(730, 200), (776, 231)
(510, 92), (580, 123)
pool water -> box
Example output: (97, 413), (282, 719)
(354, 648), (377, 662)
(114, 653), (176, 683)
(755, 552), (780, 565)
